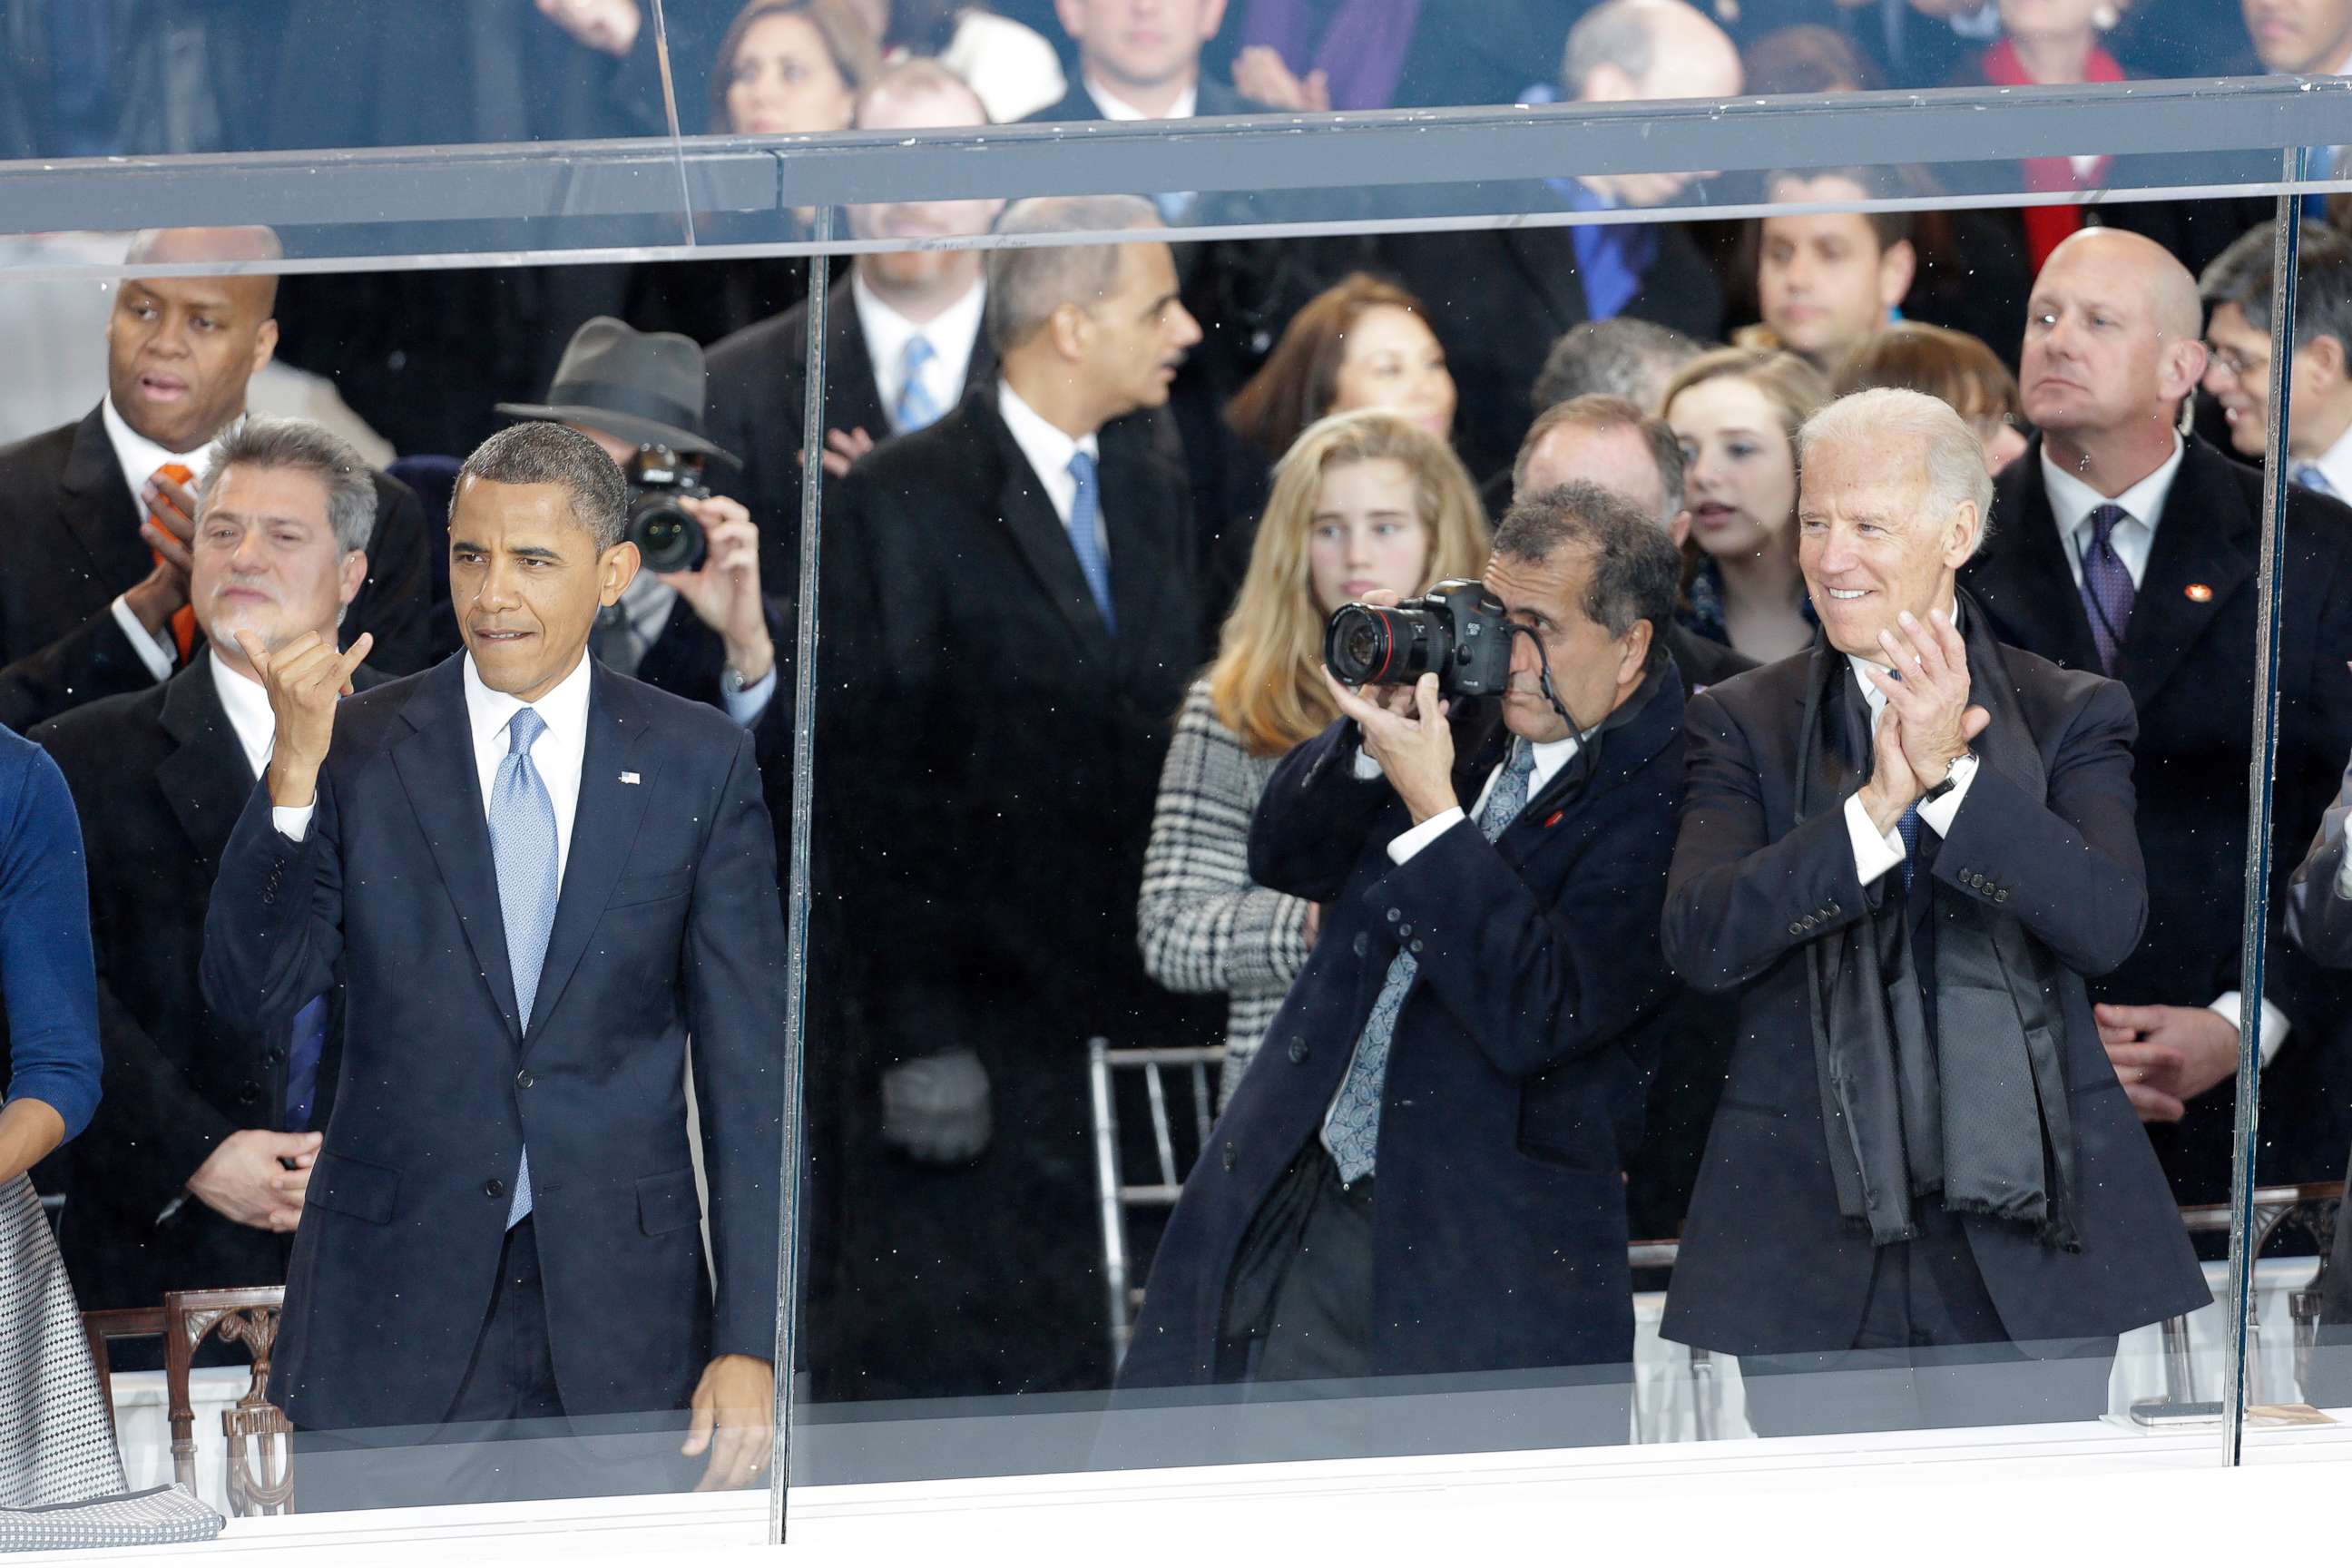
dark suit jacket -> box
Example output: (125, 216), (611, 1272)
(200, 656), (787, 1433)
(0, 406), (434, 733)
(1119, 674), (1685, 1387)
(704, 274), (998, 590)
(35, 660), (377, 1310)
(1371, 220), (1727, 483)
(1962, 436), (2352, 1200)
(813, 384), (1216, 1398)
(1659, 644), (2208, 1356)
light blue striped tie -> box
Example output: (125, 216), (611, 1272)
(491, 707), (558, 1228)
(1065, 450), (1117, 633)
(893, 334), (942, 433)
(2294, 461), (2337, 501)
(1323, 739), (1538, 1184)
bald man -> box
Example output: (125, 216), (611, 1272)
(0, 227), (430, 732)
(1961, 227), (2352, 1205)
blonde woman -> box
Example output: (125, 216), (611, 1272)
(1139, 410), (1488, 1106)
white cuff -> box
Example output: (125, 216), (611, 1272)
(2210, 990), (2291, 1069)
(1844, 793), (1906, 887)
(110, 594), (176, 682)
(722, 667), (776, 728)
(1388, 807), (1465, 865)
(271, 804), (315, 843)
(1916, 752), (1979, 838)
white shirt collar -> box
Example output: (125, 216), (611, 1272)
(1085, 75), (1196, 121)
(2308, 417), (2352, 502)
(462, 645), (593, 758)
(852, 272), (986, 430)
(207, 650), (277, 780)
(1522, 733), (1582, 800)
(100, 395), (233, 518)
(2040, 431), (2186, 588)
(996, 379), (1100, 514)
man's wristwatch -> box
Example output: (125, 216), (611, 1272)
(720, 663), (759, 696)
(1924, 749), (1975, 802)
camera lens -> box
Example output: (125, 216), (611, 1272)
(1324, 604), (1393, 685)
(628, 496), (704, 574)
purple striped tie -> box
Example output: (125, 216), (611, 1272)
(2079, 504), (2136, 676)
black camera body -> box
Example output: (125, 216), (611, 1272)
(624, 446), (709, 573)
(1323, 579), (1514, 698)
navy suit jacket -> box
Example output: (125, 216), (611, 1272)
(201, 655), (787, 1433)
(1118, 673), (1685, 1387)
(1658, 645), (2207, 1357)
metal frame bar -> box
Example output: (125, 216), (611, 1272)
(2220, 159), (2307, 1467)
(5, 74), (2352, 238)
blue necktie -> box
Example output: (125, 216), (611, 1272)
(2295, 461), (2337, 501)
(2078, 504), (2137, 677)
(1064, 451), (1117, 633)
(893, 334), (942, 433)
(283, 995), (328, 1132)
(1896, 801), (1922, 891)
(1323, 739), (1539, 1184)
(490, 707), (559, 1229)
(1544, 180), (1661, 322)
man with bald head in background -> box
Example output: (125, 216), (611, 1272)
(0, 226), (429, 734)
(1961, 227), (2352, 1204)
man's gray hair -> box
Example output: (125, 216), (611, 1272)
(1798, 387), (1994, 559)
(456, 422), (630, 550)
(1531, 318), (1705, 414)
(2201, 220), (2352, 352)
(1562, 0), (1659, 98)
(196, 417), (377, 554)
(1494, 481), (1681, 674)
(984, 195), (1163, 355)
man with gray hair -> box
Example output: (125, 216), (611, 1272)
(1662, 387), (2205, 1436)
(35, 417), (383, 1328)
(1372, 0), (1738, 481)
(817, 194), (1218, 1399)
(2200, 220), (2352, 494)
(1531, 318), (1707, 419)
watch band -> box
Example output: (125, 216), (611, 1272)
(1924, 750), (1973, 802)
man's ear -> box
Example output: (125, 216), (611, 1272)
(2306, 333), (2348, 389)
(602, 540), (642, 605)
(1048, 300), (1091, 362)
(1942, 502), (1980, 569)
(1619, 617), (1655, 687)
(1879, 240), (1917, 311)
(338, 549), (367, 608)
(1579, 63), (1636, 104)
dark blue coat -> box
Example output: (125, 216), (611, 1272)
(1118, 672), (1685, 1387)
(201, 655), (787, 1434)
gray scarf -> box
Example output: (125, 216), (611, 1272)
(1796, 592), (2082, 1250)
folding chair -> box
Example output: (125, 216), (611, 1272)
(1087, 1038), (1224, 1373)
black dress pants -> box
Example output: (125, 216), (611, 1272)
(294, 1219), (701, 1511)
(1221, 1149), (1377, 1387)
(1739, 1206), (2116, 1438)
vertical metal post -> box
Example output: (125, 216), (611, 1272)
(2221, 153), (2305, 1466)
(769, 210), (833, 1544)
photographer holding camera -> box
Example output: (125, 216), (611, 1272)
(495, 318), (785, 735)
(1118, 482), (1684, 1411)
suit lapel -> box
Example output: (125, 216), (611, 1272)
(59, 406), (152, 586)
(388, 659), (523, 1041)
(828, 277), (890, 439)
(986, 400), (1118, 661)
(2117, 443), (2253, 707)
(522, 665), (660, 1046)
(1970, 446), (2102, 672)
(154, 662), (260, 862)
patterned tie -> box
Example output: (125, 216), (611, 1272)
(1323, 738), (1541, 1184)
(893, 334), (943, 433)
(148, 462), (197, 662)
(2078, 504), (2137, 677)
(283, 994), (328, 1132)
(2294, 462), (2337, 501)
(1064, 451), (1117, 633)
(1896, 801), (1922, 891)
(489, 707), (559, 1228)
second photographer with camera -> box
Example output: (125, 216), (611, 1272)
(1117, 482), (1685, 1423)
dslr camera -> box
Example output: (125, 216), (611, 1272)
(1323, 579), (1514, 699)
(623, 446), (709, 573)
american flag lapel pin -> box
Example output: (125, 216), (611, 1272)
(621, 771), (642, 785)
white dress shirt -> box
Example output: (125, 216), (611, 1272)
(2041, 433), (2185, 592)
(854, 272), (985, 433)
(2301, 417), (2352, 504)
(1838, 655), (1980, 885)
(1353, 731), (1582, 862)
(1084, 78), (1197, 122)
(2037, 435), (2288, 1063)
(209, 651), (277, 780)
(101, 395), (234, 681)
(274, 651), (593, 890)
(996, 381), (1110, 561)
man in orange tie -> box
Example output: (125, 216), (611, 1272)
(0, 226), (431, 733)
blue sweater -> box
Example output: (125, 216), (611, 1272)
(0, 727), (99, 1143)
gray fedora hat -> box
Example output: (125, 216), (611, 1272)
(495, 316), (741, 468)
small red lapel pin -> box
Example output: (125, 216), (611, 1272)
(1544, 810), (1563, 828)
(2185, 583), (2213, 603)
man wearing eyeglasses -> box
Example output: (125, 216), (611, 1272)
(2198, 220), (2352, 501)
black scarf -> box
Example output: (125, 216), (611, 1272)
(1797, 592), (2082, 1251)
